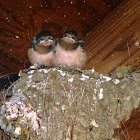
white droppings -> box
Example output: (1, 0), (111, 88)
(37, 109), (42, 113)
(91, 67), (95, 73)
(11, 113), (17, 118)
(70, 1), (73, 4)
(29, 6), (32, 8)
(135, 41), (139, 47)
(14, 126), (21, 135)
(93, 95), (97, 100)
(61, 105), (67, 111)
(41, 126), (46, 130)
(113, 79), (120, 84)
(30, 66), (36, 69)
(68, 77), (73, 82)
(33, 94), (37, 97)
(27, 84), (31, 87)
(98, 88), (103, 99)
(43, 69), (49, 73)
(28, 70), (35, 74)
(52, 68), (57, 71)
(38, 69), (44, 72)
(58, 70), (66, 76)
(28, 75), (32, 79)
(61, 72), (66, 76)
(95, 80), (102, 87)
(15, 35), (19, 39)
(94, 88), (97, 93)
(32, 85), (37, 88)
(80, 77), (86, 80)
(82, 74), (89, 79)
(102, 76), (112, 82)
(90, 119), (99, 127)
(100, 74), (112, 82)
(27, 112), (33, 118)
(17, 89), (21, 93)
(100, 74), (103, 79)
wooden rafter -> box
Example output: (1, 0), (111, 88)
(84, 0), (140, 74)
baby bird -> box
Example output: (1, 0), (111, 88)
(27, 31), (55, 68)
(53, 30), (87, 69)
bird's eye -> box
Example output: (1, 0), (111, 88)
(63, 34), (67, 37)
(39, 38), (44, 42)
(72, 36), (76, 41)
(48, 36), (53, 40)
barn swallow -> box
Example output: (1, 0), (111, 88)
(27, 31), (55, 68)
(53, 30), (87, 69)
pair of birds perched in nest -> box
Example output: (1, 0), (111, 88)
(27, 30), (87, 69)
(0, 30), (87, 92)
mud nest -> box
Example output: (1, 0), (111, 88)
(0, 66), (140, 140)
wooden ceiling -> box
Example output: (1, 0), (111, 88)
(0, 0), (125, 76)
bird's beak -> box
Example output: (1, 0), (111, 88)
(62, 37), (76, 43)
(39, 39), (48, 43)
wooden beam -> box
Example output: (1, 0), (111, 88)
(84, 0), (140, 74)
(113, 107), (140, 140)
